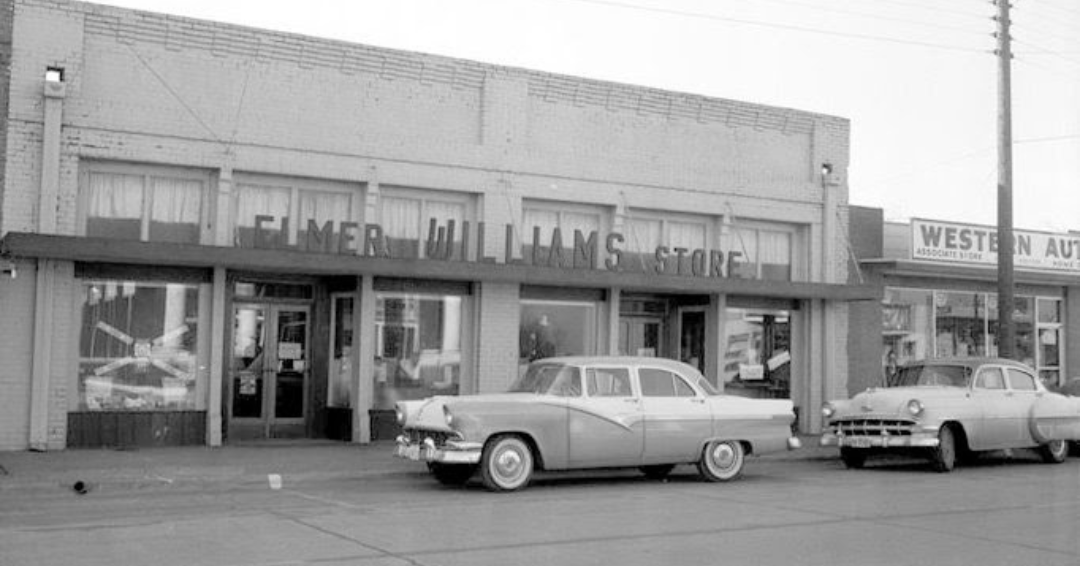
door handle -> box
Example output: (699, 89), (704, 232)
(690, 398), (705, 404)
(623, 398), (639, 403)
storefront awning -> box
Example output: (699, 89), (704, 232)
(862, 259), (1080, 288)
(2, 232), (880, 301)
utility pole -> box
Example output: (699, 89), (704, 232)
(995, 0), (1015, 360)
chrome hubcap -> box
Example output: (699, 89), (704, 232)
(712, 443), (735, 469)
(496, 449), (522, 477)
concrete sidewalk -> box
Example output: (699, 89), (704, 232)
(0, 436), (834, 497)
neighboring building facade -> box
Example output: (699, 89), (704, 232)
(0, 0), (871, 451)
(849, 206), (1079, 396)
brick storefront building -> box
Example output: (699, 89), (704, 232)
(0, 0), (872, 450)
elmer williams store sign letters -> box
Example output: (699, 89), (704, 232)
(249, 215), (749, 278)
(912, 218), (1080, 273)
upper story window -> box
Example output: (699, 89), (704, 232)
(81, 163), (210, 244)
(233, 174), (361, 252)
(381, 187), (474, 259)
(624, 212), (709, 275)
(721, 224), (794, 281)
(523, 200), (606, 266)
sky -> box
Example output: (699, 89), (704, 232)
(95, 0), (1080, 232)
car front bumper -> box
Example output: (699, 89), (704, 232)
(395, 435), (483, 464)
(820, 430), (940, 449)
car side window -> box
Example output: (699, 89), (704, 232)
(586, 367), (632, 397)
(975, 367), (1006, 390)
(639, 368), (697, 397)
(674, 376), (696, 397)
(1006, 368), (1037, 391)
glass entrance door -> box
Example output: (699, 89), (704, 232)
(678, 308), (706, 373)
(229, 303), (310, 439)
(619, 317), (665, 357)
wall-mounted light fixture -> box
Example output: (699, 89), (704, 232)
(821, 162), (841, 187)
(2, 260), (16, 280)
(45, 67), (64, 83)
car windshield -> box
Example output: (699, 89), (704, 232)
(888, 364), (971, 388)
(508, 363), (582, 396)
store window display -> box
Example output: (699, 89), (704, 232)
(519, 301), (597, 374)
(77, 280), (209, 411)
(374, 293), (465, 408)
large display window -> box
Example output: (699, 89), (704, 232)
(519, 300), (598, 371)
(374, 291), (469, 407)
(722, 308), (791, 398)
(76, 280), (210, 411)
(883, 287), (1065, 387)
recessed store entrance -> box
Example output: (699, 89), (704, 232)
(228, 302), (310, 440)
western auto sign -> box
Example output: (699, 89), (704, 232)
(912, 218), (1080, 273)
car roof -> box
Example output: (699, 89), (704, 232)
(905, 357), (1034, 370)
(535, 356), (700, 373)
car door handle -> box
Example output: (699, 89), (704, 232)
(623, 398), (639, 403)
(690, 398), (705, 404)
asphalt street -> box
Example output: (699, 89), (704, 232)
(2, 449), (1079, 566)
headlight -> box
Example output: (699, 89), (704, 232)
(821, 403), (835, 419)
(395, 406), (405, 426)
(907, 399), (924, 417)
(443, 405), (454, 426)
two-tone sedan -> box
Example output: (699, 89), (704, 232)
(395, 356), (801, 491)
(821, 357), (1080, 472)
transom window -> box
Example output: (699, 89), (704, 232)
(233, 175), (361, 251)
(522, 200), (605, 266)
(81, 163), (210, 244)
(380, 187), (473, 259)
(721, 225), (793, 281)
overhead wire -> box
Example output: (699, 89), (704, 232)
(554, 0), (989, 53)
(746, 0), (990, 36)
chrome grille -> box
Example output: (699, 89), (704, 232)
(402, 428), (462, 447)
(831, 418), (915, 436)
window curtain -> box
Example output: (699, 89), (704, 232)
(150, 178), (202, 224)
(299, 190), (352, 227)
(150, 178), (203, 243)
(234, 185), (290, 247)
(381, 196), (421, 257)
(562, 212), (600, 241)
(758, 230), (791, 280)
(523, 209), (559, 246)
(235, 185), (291, 227)
(86, 173), (144, 240)
(669, 221), (706, 250)
(298, 190), (352, 250)
(626, 218), (662, 253)
(88, 173), (144, 219)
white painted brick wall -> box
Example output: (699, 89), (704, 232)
(0, 0), (855, 446)
(0, 259), (34, 450)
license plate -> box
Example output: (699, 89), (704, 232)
(844, 436), (873, 448)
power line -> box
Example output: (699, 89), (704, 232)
(1015, 133), (1080, 144)
(1038, 0), (1080, 20)
(748, 0), (989, 36)
(1012, 38), (1080, 68)
(844, 0), (989, 20)
(555, 0), (988, 53)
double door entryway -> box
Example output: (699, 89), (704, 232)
(228, 302), (310, 440)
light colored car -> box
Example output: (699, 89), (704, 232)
(395, 356), (801, 491)
(820, 357), (1080, 472)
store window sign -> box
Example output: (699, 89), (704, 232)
(912, 218), (1080, 273)
(248, 215), (755, 279)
